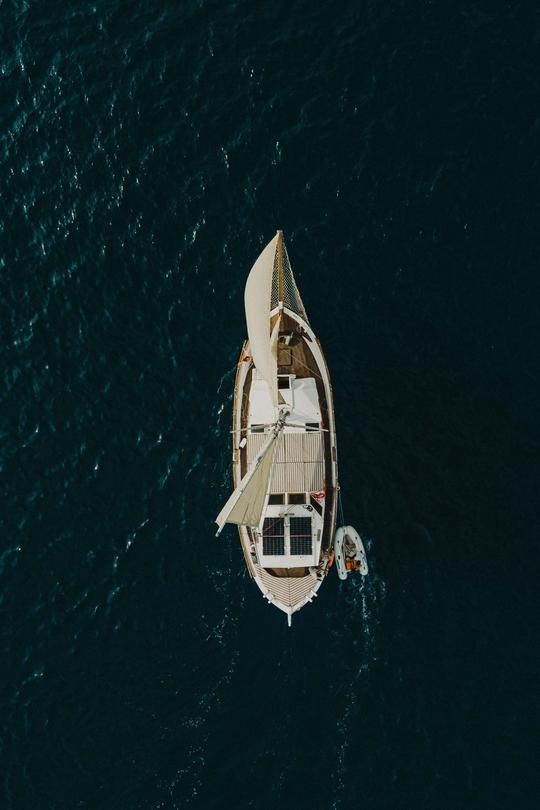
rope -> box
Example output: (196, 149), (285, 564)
(261, 505), (296, 535)
(292, 353), (324, 381)
(338, 486), (345, 526)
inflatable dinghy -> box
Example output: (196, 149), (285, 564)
(334, 526), (368, 580)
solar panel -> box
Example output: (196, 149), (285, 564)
(289, 517), (312, 556)
(263, 518), (285, 555)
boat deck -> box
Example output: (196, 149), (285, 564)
(235, 310), (336, 576)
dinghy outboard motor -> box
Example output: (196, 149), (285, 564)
(334, 526), (368, 580)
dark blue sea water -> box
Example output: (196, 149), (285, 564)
(1, 1), (539, 808)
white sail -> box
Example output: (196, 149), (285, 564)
(215, 430), (280, 534)
(270, 312), (280, 380)
(245, 234), (279, 408)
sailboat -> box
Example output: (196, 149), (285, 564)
(215, 231), (338, 625)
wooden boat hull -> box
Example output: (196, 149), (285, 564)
(231, 307), (338, 622)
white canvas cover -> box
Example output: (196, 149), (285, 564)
(245, 234), (279, 408)
(215, 431), (280, 532)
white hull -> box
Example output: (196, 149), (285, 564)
(334, 526), (368, 580)
(217, 232), (339, 625)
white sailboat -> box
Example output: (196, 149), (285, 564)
(216, 231), (338, 625)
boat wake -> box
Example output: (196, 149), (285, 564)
(345, 536), (386, 665)
(328, 535), (387, 809)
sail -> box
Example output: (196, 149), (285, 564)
(215, 431), (280, 533)
(245, 234), (279, 407)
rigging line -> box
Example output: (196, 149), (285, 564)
(231, 426), (327, 434)
(337, 486), (345, 526)
(262, 491), (320, 536)
(282, 424), (329, 432)
(231, 424), (280, 434)
(292, 353), (324, 380)
(260, 505), (296, 536)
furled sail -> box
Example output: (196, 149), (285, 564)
(215, 430), (280, 534)
(245, 234), (279, 408)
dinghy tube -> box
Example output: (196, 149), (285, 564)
(334, 526), (368, 580)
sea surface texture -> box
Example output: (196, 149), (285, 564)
(1, 1), (538, 808)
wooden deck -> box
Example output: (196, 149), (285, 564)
(277, 314), (335, 556)
(233, 309), (337, 577)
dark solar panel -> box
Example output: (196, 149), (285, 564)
(263, 518), (285, 555)
(263, 518), (284, 537)
(263, 537), (285, 555)
(289, 517), (312, 556)
(290, 536), (312, 555)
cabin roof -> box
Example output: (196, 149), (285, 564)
(247, 431), (324, 494)
(256, 507), (323, 567)
(248, 372), (321, 426)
